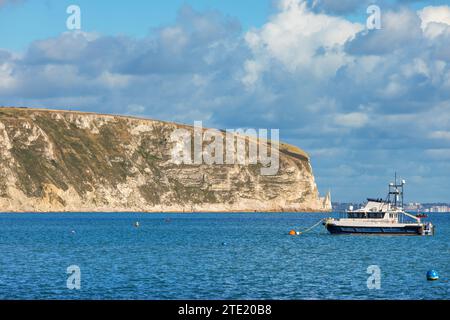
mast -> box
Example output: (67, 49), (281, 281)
(388, 172), (405, 209)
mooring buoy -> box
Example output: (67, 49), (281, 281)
(427, 270), (439, 281)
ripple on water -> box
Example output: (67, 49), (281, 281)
(0, 213), (448, 299)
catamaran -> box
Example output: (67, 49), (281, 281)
(324, 176), (434, 236)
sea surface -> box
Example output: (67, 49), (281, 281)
(0, 212), (448, 300)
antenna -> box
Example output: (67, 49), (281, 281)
(387, 172), (404, 209)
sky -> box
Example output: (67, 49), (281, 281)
(1, 0), (450, 202)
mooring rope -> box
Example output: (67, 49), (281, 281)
(295, 218), (325, 235)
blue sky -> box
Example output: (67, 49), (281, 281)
(1, 0), (450, 202)
(0, 0), (273, 50)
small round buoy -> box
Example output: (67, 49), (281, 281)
(71, 230), (76, 234)
(427, 270), (439, 281)
(222, 242), (227, 246)
(289, 230), (297, 236)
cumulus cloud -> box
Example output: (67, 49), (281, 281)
(346, 8), (424, 55)
(243, 0), (363, 85)
(418, 5), (450, 38)
(429, 130), (450, 140)
(334, 112), (369, 128)
(1, 0), (450, 201)
(239, 1), (450, 200)
(0, 6), (245, 123)
(419, 5), (450, 26)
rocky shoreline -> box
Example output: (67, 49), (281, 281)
(0, 107), (331, 213)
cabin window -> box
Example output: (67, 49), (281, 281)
(348, 212), (384, 219)
(348, 213), (367, 218)
(348, 212), (385, 219)
(367, 212), (385, 219)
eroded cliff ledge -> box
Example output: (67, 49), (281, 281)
(0, 107), (331, 212)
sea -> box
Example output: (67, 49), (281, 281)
(0, 212), (448, 300)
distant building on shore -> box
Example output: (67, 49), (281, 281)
(423, 206), (450, 213)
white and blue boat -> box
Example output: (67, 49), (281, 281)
(324, 176), (434, 236)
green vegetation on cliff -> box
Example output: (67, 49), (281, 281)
(0, 107), (330, 212)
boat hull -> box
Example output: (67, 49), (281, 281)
(326, 224), (424, 235)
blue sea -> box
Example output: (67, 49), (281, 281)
(0, 212), (448, 300)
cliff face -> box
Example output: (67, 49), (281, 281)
(0, 107), (331, 212)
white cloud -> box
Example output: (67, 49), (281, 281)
(97, 71), (131, 89)
(1, 2), (450, 201)
(418, 6), (450, 28)
(0, 62), (16, 92)
(127, 104), (146, 114)
(243, 0), (363, 86)
(379, 78), (407, 98)
(334, 112), (369, 128)
(429, 131), (450, 140)
(160, 27), (189, 53)
(418, 5), (450, 38)
(26, 31), (100, 63)
(242, 59), (265, 87)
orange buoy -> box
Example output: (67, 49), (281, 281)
(289, 230), (297, 236)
